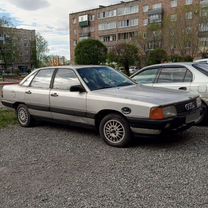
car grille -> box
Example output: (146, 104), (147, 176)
(175, 98), (197, 115)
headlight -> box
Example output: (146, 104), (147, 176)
(150, 106), (177, 120)
(196, 97), (202, 108)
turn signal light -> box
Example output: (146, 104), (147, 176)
(150, 107), (164, 120)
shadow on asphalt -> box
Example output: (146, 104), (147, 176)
(35, 120), (197, 149)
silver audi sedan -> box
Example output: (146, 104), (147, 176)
(1, 66), (202, 147)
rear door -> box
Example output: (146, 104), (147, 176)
(25, 68), (55, 118)
(153, 66), (193, 91)
(50, 68), (88, 124)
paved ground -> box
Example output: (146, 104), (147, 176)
(0, 123), (207, 208)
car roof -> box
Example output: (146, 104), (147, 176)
(142, 62), (194, 69)
(33, 65), (108, 71)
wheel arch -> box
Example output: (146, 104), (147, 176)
(94, 109), (126, 130)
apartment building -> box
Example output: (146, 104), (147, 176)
(69, 0), (208, 63)
(0, 27), (36, 73)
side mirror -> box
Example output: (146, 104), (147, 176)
(70, 85), (86, 93)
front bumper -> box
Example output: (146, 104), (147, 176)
(128, 107), (202, 135)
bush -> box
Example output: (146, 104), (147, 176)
(169, 55), (193, 62)
(75, 39), (107, 65)
(147, 48), (167, 65)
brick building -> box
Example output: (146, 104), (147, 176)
(0, 27), (36, 73)
(69, 0), (208, 64)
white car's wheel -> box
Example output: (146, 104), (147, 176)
(99, 114), (131, 147)
(17, 104), (33, 127)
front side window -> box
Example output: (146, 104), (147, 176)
(77, 67), (135, 91)
(30, 69), (54, 89)
(53, 69), (80, 90)
(157, 67), (192, 83)
(132, 68), (159, 84)
(21, 72), (37, 87)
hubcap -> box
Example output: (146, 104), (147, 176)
(18, 107), (28, 125)
(104, 120), (125, 143)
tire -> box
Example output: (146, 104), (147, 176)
(16, 104), (33, 127)
(99, 113), (131, 147)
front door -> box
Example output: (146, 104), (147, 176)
(50, 68), (88, 124)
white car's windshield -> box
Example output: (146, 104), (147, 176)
(77, 67), (135, 91)
(193, 63), (208, 76)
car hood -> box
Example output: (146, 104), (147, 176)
(92, 84), (197, 106)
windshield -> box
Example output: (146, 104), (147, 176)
(77, 67), (135, 91)
(193, 63), (208, 76)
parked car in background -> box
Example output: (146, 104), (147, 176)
(129, 66), (139, 75)
(194, 59), (208, 64)
(131, 62), (208, 122)
(1, 66), (202, 147)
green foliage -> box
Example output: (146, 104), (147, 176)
(0, 109), (17, 128)
(75, 39), (107, 65)
(147, 48), (168, 65)
(36, 33), (49, 67)
(169, 55), (193, 62)
(108, 43), (138, 76)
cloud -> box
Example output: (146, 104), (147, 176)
(9, 0), (50, 11)
(0, 0), (119, 59)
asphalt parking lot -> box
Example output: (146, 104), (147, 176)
(0, 123), (207, 208)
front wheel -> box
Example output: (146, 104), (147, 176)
(16, 104), (33, 127)
(99, 114), (131, 147)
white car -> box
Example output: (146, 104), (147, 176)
(194, 59), (208, 64)
(131, 62), (208, 122)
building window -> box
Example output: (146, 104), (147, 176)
(98, 22), (117, 31)
(185, 0), (192, 5)
(152, 3), (162, 10)
(72, 18), (77, 24)
(117, 19), (139, 28)
(200, 23), (208, 32)
(144, 19), (148, 26)
(149, 14), (162, 23)
(117, 5), (139, 16)
(98, 10), (116, 19)
(89, 15), (95, 21)
(143, 5), (149, 12)
(185, 11), (193, 20)
(101, 35), (116, 42)
(199, 37), (208, 47)
(170, 14), (177, 21)
(171, 0), (178, 8)
(73, 40), (77, 46)
(118, 32), (138, 40)
(79, 15), (88, 22)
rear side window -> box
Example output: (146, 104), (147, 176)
(53, 69), (80, 90)
(31, 69), (55, 89)
(157, 67), (192, 83)
(132, 68), (159, 84)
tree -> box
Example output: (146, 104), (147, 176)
(75, 39), (107, 65)
(108, 43), (138, 76)
(147, 48), (168, 65)
(0, 17), (18, 72)
(36, 33), (49, 67)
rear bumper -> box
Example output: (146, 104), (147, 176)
(128, 108), (202, 135)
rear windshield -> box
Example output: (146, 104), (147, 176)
(192, 63), (208, 76)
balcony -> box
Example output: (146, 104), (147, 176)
(79, 21), (90, 27)
(200, 0), (208, 8)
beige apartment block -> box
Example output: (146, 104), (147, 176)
(69, 0), (208, 64)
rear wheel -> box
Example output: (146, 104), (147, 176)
(99, 114), (131, 147)
(16, 104), (33, 127)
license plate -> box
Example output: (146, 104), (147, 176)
(186, 110), (200, 124)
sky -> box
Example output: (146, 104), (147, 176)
(0, 0), (118, 60)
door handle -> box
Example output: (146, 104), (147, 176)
(25, 90), (32, 94)
(51, 93), (58, 97)
(178, 87), (187, 90)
